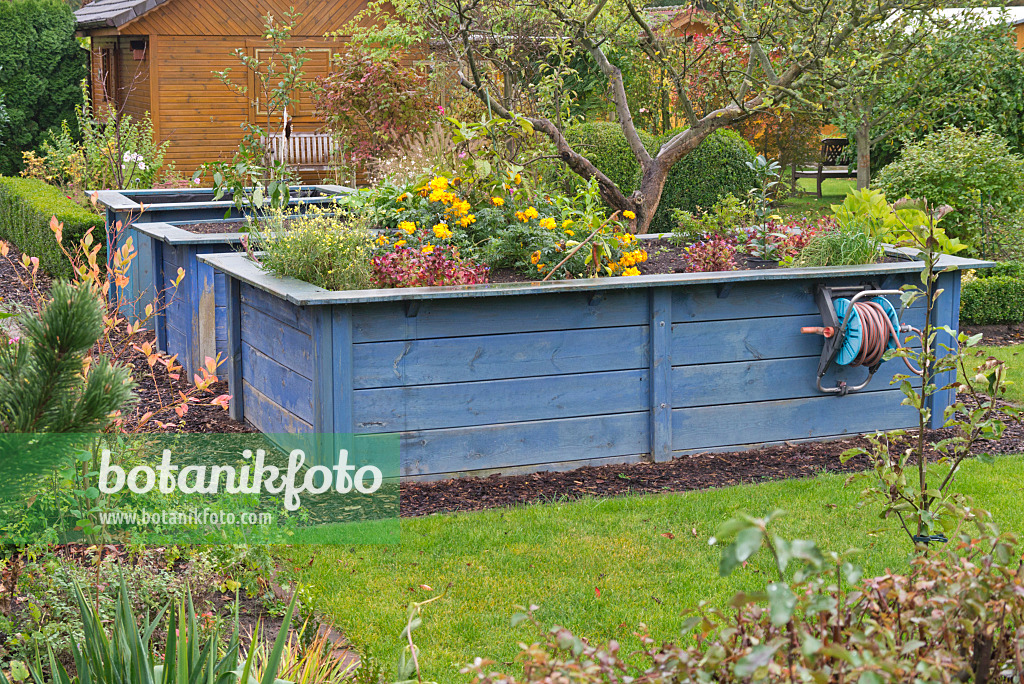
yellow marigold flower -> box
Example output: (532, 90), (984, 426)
(620, 254), (635, 268)
(398, 221), (416, 235)
(514, 173), (522, 185)
(428, 188), (446, 203)
(515, 211), (528, 222)
(429, 176), (449, 192)
(525, 206), (539, 220)
(562, 219), (573, 228)
(397, 192), (409, 201)
(396, 207), (406, 212)
(622, 267), (641, 276)
(395, 240), (407, 247)
(459, 214), (476, 227)
(623, 210), (636, 220)
(421, 245), (435, 254)
(375, 234), (389, 246)
(491, 196), (505, 206)
(564, 229), (575, 237)
(608, 262), (619, 272)
(433, 223), (453, 239)
(539, 217), (556, 230)
(538, 263), (546, 271)
(530, 250), (541, 264)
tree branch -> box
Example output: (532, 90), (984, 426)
(543, 1), (652, 166)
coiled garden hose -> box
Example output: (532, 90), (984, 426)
(840, 299), (923, 376)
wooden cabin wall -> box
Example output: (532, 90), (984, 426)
(89, 36), (151, 120)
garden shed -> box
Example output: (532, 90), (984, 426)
(73, 0), (377, 180)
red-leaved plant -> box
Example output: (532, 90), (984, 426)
(372, 247), (488, 288)
(684, 238), (738, 273)
(314, 50), (432, 165)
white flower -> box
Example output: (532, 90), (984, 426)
(138, 162), (147, 171)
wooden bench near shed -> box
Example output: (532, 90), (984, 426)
(792, 138), (857, 198)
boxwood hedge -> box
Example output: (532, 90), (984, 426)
(0, 176), (104, 278)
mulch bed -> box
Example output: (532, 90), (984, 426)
(0, 242), (54, 311)
(961, 324), (1024, 347)
(173, 221), (250, 234)
(172, 218), (297, 235)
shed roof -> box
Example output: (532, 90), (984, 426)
(74, 0), (171, 29)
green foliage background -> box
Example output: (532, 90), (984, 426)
(563, 122), (757, 233)
(0, 0), (86, 176)
(875, 127), (1024, 247)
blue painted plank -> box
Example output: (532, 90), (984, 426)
(239, 304), (314, 381)
(672, 355), (921, 408)
(352, 369), (650, 433)
(242, 380), (314, 434)
(332, 306), (355, 434)
(240, 283), (314, 334)
(151, 238), (167, 352)
(671, 273), (920, 323)
(162, 243), (180, 271)
(214, 270), (227, 305)
(352, 290), (648, 343)
(241, 342), (315, 423)
(649, 289), (672, 462)
(352, 325), (649, 389)
(397, 412), (649, 477)
(312, 307), (335, 434)
(671, 305), (926, 366)
(671, 389), (917, 451)
(165, 324), (187, 367)
(928, 270), (961, 429)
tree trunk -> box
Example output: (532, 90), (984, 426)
(855, 120), (871, 190)
(632, 162), (671, 235)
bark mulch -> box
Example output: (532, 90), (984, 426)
(961, 324), (1024, 347)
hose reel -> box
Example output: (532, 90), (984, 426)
(801, 284), (922, 396)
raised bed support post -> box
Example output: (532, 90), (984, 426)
(225, 276), (243, 423)
(927, 270), (963, 430)
(649, 289), (673, 462)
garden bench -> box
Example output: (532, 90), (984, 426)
(265, 131), (335, 173)
(792, 138), (857, 198)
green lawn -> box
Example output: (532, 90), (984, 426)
(778, 178), (857, 218)
(960, 344), (1024, 405)
(283, 455), (1024, 680)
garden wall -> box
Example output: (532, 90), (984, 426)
(202, 252), (978, 481)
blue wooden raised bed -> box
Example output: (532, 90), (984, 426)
(132, 222), (244, 378)
(95, 185), (351, 327)
(199, 250), (985, 481)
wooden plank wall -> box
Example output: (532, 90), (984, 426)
(156, 243), (231, 378)
(89, 36), (151, 120)
(226, 263), (950, 481)
(238, 283), (317, 435)
(332, 274), (926, 480)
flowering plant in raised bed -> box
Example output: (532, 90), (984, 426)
(372, 246), (489, 287)
(482, 179), (647, 280)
